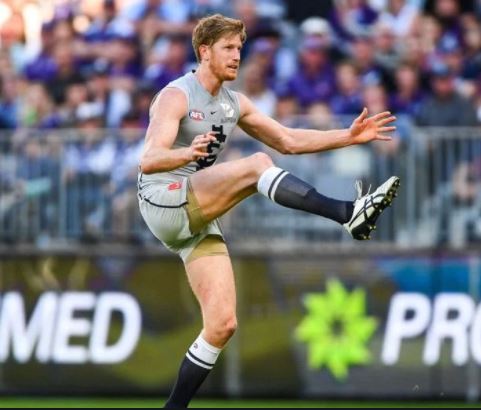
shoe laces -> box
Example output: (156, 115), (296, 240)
(355, 180), (372, 200)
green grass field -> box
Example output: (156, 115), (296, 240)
(0, 398), (479, 408)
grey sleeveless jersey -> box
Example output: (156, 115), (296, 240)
(140, 72), (241, 189)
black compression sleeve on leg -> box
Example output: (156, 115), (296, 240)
(273, 174), (354, 225)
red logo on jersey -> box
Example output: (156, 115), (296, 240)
(189, 110), (205, 121)
(168, 181), (183, 191)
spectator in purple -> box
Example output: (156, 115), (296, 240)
(329, 0), (379, 43)
(330, 61), (363, 115)
(390, 63), (424, 116)
(350, 35), (394, 90)
(27, 18), (90, 82)
(432, 0), (464, 46)
(83, 0), (120, 43)
(144, 35), (190, 91)
(286, 35), (336, 108)
(46, 43), (84, 105)
(106, 33), (143, 79)
(436, 36), (464, 77)
(24, 22), (57, 82)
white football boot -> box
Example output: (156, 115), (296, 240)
(343, 176), (400, 240)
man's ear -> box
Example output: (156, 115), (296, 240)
(199, 44), (210, 62)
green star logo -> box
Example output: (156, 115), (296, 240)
(295, 279), (378, 381)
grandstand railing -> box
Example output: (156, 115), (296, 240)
(0, 123), (480, 252)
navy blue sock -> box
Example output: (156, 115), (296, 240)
(164, 335), (221, 408)
(258, 168), (354, 224)
(164, 356), (211, 408)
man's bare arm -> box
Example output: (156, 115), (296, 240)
(140, 88), (215, 174)
(237, 93), (396, 155)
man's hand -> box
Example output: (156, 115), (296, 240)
(188, 132), (217, 161)
(349, 108), (396, 144)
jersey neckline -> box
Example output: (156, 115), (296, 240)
(189, 72), (222, 101)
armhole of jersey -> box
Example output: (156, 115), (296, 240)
(149, 86), (190, 119)
(166, 85), (190, 115)
(232, 90), (242, 119)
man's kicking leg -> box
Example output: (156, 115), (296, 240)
(189, 152), (400, 239)
(164, 254), (236, 408)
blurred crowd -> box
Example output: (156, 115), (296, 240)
(1, 0), (481, 131)
(0, 0), (481, 246)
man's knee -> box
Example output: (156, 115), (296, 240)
(249, 152), (274, 173)
(205, 314), (238, 346)
(220, 315), (238, 340)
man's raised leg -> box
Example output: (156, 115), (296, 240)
(189, 152), (355, 226)
(189, 152), (399, 240)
